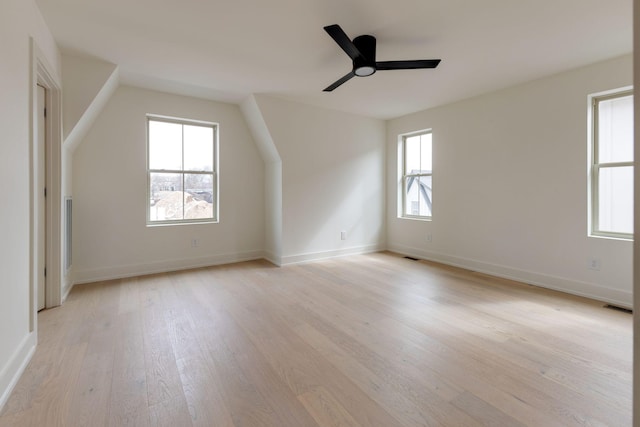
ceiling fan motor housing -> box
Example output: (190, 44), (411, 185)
(353, 35), (376, 76)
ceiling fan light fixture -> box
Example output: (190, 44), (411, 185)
(355, 66), (376, 77)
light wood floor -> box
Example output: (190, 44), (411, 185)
(0, 252), (632, 426)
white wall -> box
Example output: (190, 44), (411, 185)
(387, 54), (633, 307)
(0, 0), (60, 408)
(72, 86), (265, 283)
(254, 95), (386, 264)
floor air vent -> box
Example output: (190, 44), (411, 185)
(403, 256), (419, 261)
(603, 304), (632, 314)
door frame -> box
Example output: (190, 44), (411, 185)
(29, 39), (62, 331)
(36, 84), (46, 312)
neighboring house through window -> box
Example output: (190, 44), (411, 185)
(589, 88), (633, 239)
(147, 115), (218, 224)
(401, 130), (432, 219)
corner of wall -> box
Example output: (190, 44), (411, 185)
(240, 95), (283, 262)
(239, 95), (281, 163)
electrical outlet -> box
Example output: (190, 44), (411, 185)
(587, 257), (600, 271)
(426, 233), (432, 243)
(341, 231), (347, 241)
(191, 239), (199, 248)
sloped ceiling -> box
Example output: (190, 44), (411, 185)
(36, 0), (632, 119)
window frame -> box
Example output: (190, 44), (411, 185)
(589, 88), (633, 240)
(146, 114), (219, 226)
(400, 129), (433, 221)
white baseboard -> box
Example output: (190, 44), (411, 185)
(280, 243), (384, 266)
(70, 242), (630, 307)
(0, 332), (36, 412)
(61, 272), (74, 303)
(388, 243), (632, 309)
(73, 250), (264, 284)
(72, 245), (384, 284)
(263, 251), (282, 267)
(62, 281), (74, 303)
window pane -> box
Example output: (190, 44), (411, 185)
(184, 173), (214, 219)
(405, 176), (419, 215)
(405, 135), (421, 174)
(420, 133), (432, 172)
(405, 175), (432, 217)
(149, 172), (184, 221)
(410, 201), (420, 215)
(149, 121), (183, 170)
(598, 166), (633, 234)
(419, 175), (433, 217)
(598, 95), (633, 163)
(184, 125), (214, 171)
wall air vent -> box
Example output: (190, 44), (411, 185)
(65, 197), (72, 271)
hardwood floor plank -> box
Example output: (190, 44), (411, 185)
(8, 342), (88, 427)
(148, 393), (193, 427)
(206, 306), (319, 427)
(61, 279), (121, 425)
(298, 386), (362, 427)
(184, 291), (287, 426)
(175, 272), (286, 427)
(267, 275), (561, 425)
(206, 269), (402, 427)
(261, 260), (605, 426)
(176, 356), (235, 427)
(107, 311), (149, 427)
(139, 276), (185, 408)
(64, 331), (116, 426)
(294, 321), (483, 427)
(197, 323), (284, 427)
(451, 391), (527, 427)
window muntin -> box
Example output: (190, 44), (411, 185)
(402, 131), (432, 219)
(147, 116), (218, 225)
(590, 90), (633, 239)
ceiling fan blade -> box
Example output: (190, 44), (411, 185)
(324, 24), (363, 60)
(376, 59), (441, 70)
(323, 71), (356, 92)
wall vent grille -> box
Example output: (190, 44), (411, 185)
(65, 197), (72, 271)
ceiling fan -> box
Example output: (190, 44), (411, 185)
(322, 24), (441, 92)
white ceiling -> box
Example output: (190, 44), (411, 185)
(35, 0), (632, 119)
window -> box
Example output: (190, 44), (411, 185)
(590, 89), (633, 239)
(147, 115), (218, 224)
(401, 130), (432, 219)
